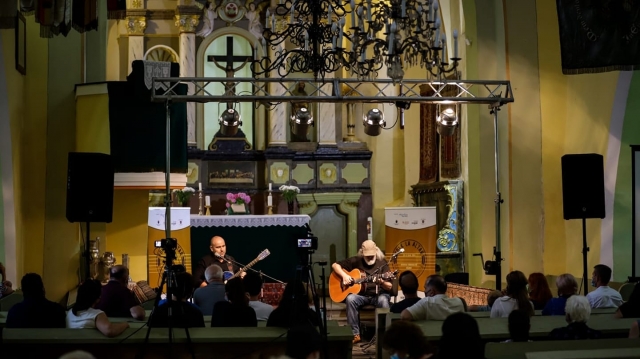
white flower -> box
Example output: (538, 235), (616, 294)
(182, 187), (195, 193)
(279, 185), (300, 193)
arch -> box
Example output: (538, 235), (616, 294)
(195, 27), (267, 150)
(144, 45), (179, 63)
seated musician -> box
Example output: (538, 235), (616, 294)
(331, 240), (392, 344)
(193, 236), (244, 288)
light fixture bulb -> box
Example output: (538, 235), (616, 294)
(363, 108), (386, 136)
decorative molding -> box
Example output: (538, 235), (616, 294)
(175, 5), (203, 16)
(175, 15), (200, 33)
(114, 172), (187, 189)
(297, 192), (361, 257)
(149, 10), (176, 20)
(126, 16), (147, 35)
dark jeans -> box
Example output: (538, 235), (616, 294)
(345, 293), (390, 335)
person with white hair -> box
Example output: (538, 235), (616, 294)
(548, 295), (602, 340)
(192, 265), (226, 315)
(331, 240), (393, 344)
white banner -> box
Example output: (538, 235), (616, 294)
(148, 207), (191, 231)
(384, 207), (436, 230)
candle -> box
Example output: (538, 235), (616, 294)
(367, 0), (372, 23)
(441, 33), (446, 60)
(199, 183), (202, 191)
(267, 195), (273, 207)
(266, 9), (270, 28)
(328, 5), (332, 25)
(269, 183), (272, 191)
(350, 0), (356, 28)
(453, 29), (459, 58)
(428, 0), (433, 22)
(205, 196), (211, 206)
(401, 0), (406, 18)
(290, 0), (295, 24)
(332, 24), (337, 50)
(434, 17), (440, 47)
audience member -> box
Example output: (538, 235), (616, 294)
(401, 275), (464, 321)
(267, 279), (319, 328)
(0, 262), (14, 298)
(150, 271), (205, 328)
(469, 290), (501, 312)
(528, 272), (552, 310)
(542, 273), (578, 316)
(437, 312), (484, 359)
(504, 309), (531, 342)
(96, 265), (144, 320)
(382, 320), (434, 359)
(390, 271), (421, 313)
(67, 279), (129, 337)
(211, 277), (257, 327)
(549, 295), (601, 340)
(244, 271), (274, 321)
(616, 283), (640, 318)
(491, 270), (534, 318)
(59, 351), (96, 359)
(192, 265), (226, 316)
(6, 273), (66, 328)
(279, 325), (322, 359)
(587, 264), (623, 308)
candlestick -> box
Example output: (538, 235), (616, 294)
(350, 0), (356, 28)
(199, 182), (202, 191)
(205, 195), (211, 207)
(267, 189), (273, 215)
(198, 190), (203, 215)
(453, 29), (459, 59)
(205, 205), (211, 216)
(269, 182), (272, 191)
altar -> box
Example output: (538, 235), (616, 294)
(190, 215), (311, 283)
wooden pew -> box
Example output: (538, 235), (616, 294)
(467, 308), (617, 318)
(526, 348), (640, 359)
(485, 338), (640, 359)
(2, 326), (354, 359)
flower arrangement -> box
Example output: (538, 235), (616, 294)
(279, 185), (300, 203)
(173, 187), (195, 206)
(226, 192), (251, 214)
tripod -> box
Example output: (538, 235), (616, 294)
(138, 244), (195, 359)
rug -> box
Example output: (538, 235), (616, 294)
(419, 84), (439, 183)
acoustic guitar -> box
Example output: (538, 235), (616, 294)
(329, 269), (398, 303)
(223, 249), (270, 283)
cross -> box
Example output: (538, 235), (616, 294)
(207, 36), (253, 102)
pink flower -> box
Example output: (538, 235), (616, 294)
(244, 196), (251, 204)
(225, 202), (230, 208)
(226, 193), (235, 201)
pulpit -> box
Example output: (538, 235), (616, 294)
(190, 215), (311, 282)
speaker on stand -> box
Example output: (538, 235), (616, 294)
(66, 152), (115, 283)
(561, 153), (605, 295)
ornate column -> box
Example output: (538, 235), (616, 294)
(125, 11), (147, 75)
(175, 7), (200, 147)
(318, 74), (336, 146)
(268, 41), (287, 146)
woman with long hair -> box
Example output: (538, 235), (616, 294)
(491, 271), (534, 318)
(66, 279), (129, 337)
(528, 272), (553, 310)
(382, 321), (434, 359)
(267, 279), (319, 328)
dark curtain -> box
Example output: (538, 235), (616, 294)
(106, 0), (125, 19)
(72, 0), (98, 33)
(557, 0), (640, 74)
(107, 62), (188, 174)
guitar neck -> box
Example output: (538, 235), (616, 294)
(228, 257), (260, 280)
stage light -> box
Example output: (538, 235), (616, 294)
(363, 108), (385, 137)
(436, 104), (458, 137)
(218, 108), (242, 136)
(290, 107), (314, 139)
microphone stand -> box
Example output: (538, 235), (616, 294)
(218, 255), (285, 284)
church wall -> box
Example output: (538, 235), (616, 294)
(106, 20), (122, 81)
(43, 32), (84, 301)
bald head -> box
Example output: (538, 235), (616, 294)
(205, 265), (223, 283)
(110, 265), (129, 283)
(210, 236), (227, 259)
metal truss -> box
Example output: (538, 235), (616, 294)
(151, 77), (513, 106)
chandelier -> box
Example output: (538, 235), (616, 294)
(253, 0), (460, 82)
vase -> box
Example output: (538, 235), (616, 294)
(287, 201), (295, 215)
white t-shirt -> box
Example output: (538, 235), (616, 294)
(405, 294), (465, 320)
(490, 296), (534, 318)
(249, 300), (274, 321)
(66, 308), (103, 329)
(586, 286), (624, 308)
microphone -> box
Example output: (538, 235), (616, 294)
(214, 252), (230, 263)
(390, 248), (405, 259)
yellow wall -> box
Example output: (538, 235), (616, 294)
(105, 190), (151, 282)
(76, 93), (111, 154)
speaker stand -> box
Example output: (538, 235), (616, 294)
(581, 217), (590, 295)
(83, 221), (91, 282)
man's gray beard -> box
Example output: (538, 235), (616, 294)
(365, 257), (376, 266)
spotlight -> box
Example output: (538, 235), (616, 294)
(290, 107), (314, 139)
(218, 108), (242, 136)
(363, 108), (385, 136)
(436, 104), (458, 137)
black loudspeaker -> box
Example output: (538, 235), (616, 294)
(66, 152), (115, 223)
(561, 154), (605, 220)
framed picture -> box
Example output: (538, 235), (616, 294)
(15, 11), (25, 75)
(207, 161), (257, 188)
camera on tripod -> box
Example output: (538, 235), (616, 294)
(154, 238), (178, 252)
(296, 237), (318, 250)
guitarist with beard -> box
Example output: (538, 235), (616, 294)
(331, 240), (392, 344)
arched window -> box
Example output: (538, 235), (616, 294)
(202, 34), (254, 148)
